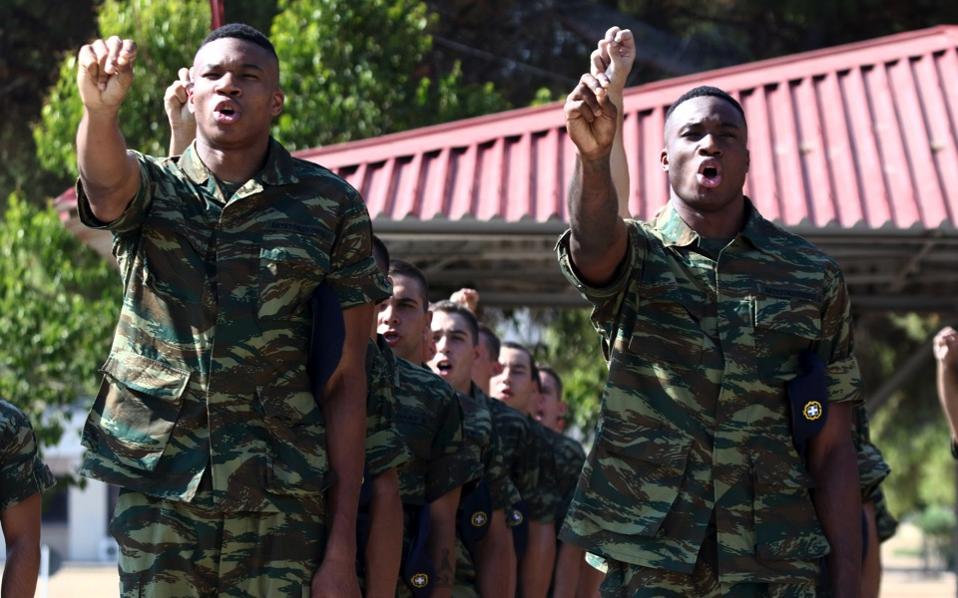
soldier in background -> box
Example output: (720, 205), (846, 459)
(560, 26), (863, 596)
(536, 367), (588, 598)
(429, 301), (519, 596)
(491, 343), (562, 597)
(377, 260), (478, 597)
(76, 24), (387, 597)
(1, 400), (56, 598)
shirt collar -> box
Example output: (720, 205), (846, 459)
(177, 138), (299, 187)
(654, 197), (773, 252)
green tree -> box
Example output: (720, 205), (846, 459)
(270, 0), (508, 149)
(33, 0), (210, 182)
(0, 193), (119, 447)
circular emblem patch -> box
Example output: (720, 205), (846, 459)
(803, 400), (823, 421)
(470, 511), (488, 527)
(410, 572), (429, 588)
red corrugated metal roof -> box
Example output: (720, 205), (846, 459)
(295, 25), (958, 231)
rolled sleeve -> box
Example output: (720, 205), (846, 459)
(76, 150), (156, 236)
(327, 196), (391, 310)
(819, 267), (863, 405)
(0, 409), (56, 512)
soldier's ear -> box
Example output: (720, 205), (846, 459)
(270, 90), (284, 118)
(660, 147), (669, 172)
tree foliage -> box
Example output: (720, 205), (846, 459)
(33, 0), (210, 182)
(271, 0), (508, 150)
(0, 194), (120, 447)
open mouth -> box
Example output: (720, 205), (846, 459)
(434, 360), (453, 374)
(381, 330), (400, 345)
(697, 161), (723, 189)
(213, 101), (240, 124)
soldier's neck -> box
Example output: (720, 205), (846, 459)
(195, 135), (270, 184)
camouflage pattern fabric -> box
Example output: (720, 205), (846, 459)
(365, 336), (411, 478)
(486, 398), (544, 521)
(601, 526), (815, 598)
(556, 200), (863, 585)
(525, 420), (564, 523)
(110, 488), (324, 597)
(870, 488), (898, 543)
(852, 403), (897, 542)
(452, 385), (523, 590)
(392, 359), (476, 506)
(76, 139), (389, 512)
(546, 428), (586, 527)
(0, 399), (55, 511)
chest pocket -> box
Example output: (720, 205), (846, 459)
(619, 280), (705, 369)
(258, 233), (330, 320)
(754, 292), (822, 381)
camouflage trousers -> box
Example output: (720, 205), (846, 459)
(110, 489), (326, 598)
(600, 533), (815, 598)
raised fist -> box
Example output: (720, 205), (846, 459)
(77, 36), (137, 112)
(565, 73), (617, 161)
(590, 26), (636, 97)
(164, 67), (195, 135)
(935, 326), (958, 368)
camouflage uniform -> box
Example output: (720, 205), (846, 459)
(556, 200), (862, 595)
(453, 385), (522, 594)
(486, 398), (544, 526)
(0, 399), (55, 513)
(77, 140), (389, 596)
(546, 428), (586, 528)
(853, 404), (897, 542)
(365, 336), (411, 478)
(392, 359), (477, 595)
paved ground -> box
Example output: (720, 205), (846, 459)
(8, 522), (958, 596)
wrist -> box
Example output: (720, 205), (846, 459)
(579, 149), (612, 166)
(83, 105), (122, 121)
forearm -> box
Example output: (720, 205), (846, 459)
(552, 541), (584, 598)
(475, 510), (516, 597)
(569, 154), (623, 262)
(428, 488), (462, 598)
(168, 126), (195, 156)
(810, 440), (862, 598)
(520, 520), (556, 598)
(938, 364), (958, 441)
(2, 541), (41, 598)
(322, 376), (367, 566)
(606, 90), (629, 218)
(77, 108), (138, 220)
(365, 470), (403, 598)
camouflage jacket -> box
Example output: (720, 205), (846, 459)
(487, 398), (551, 522)
(77, 140), (389, 511)
(0, 400), (56, 512)
(556, 200), (862, 584)
(460, 384), (520, 510)
(393, 359), (476, 506)
(853, 404), (890, 503)
(365, 336), (411, 478)
(545, 428), (586, 528)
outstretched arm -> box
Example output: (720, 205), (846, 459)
(590, 27), (636, 218)
(565, 29), (637, 286)
(935, 327), (958, 443)
(76, 36), (140, 223)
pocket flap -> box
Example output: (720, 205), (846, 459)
(578, 433), (693, 537)
(101, 354), (190, 399)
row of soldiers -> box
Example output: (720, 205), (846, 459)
(352, 242), (590, 597)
